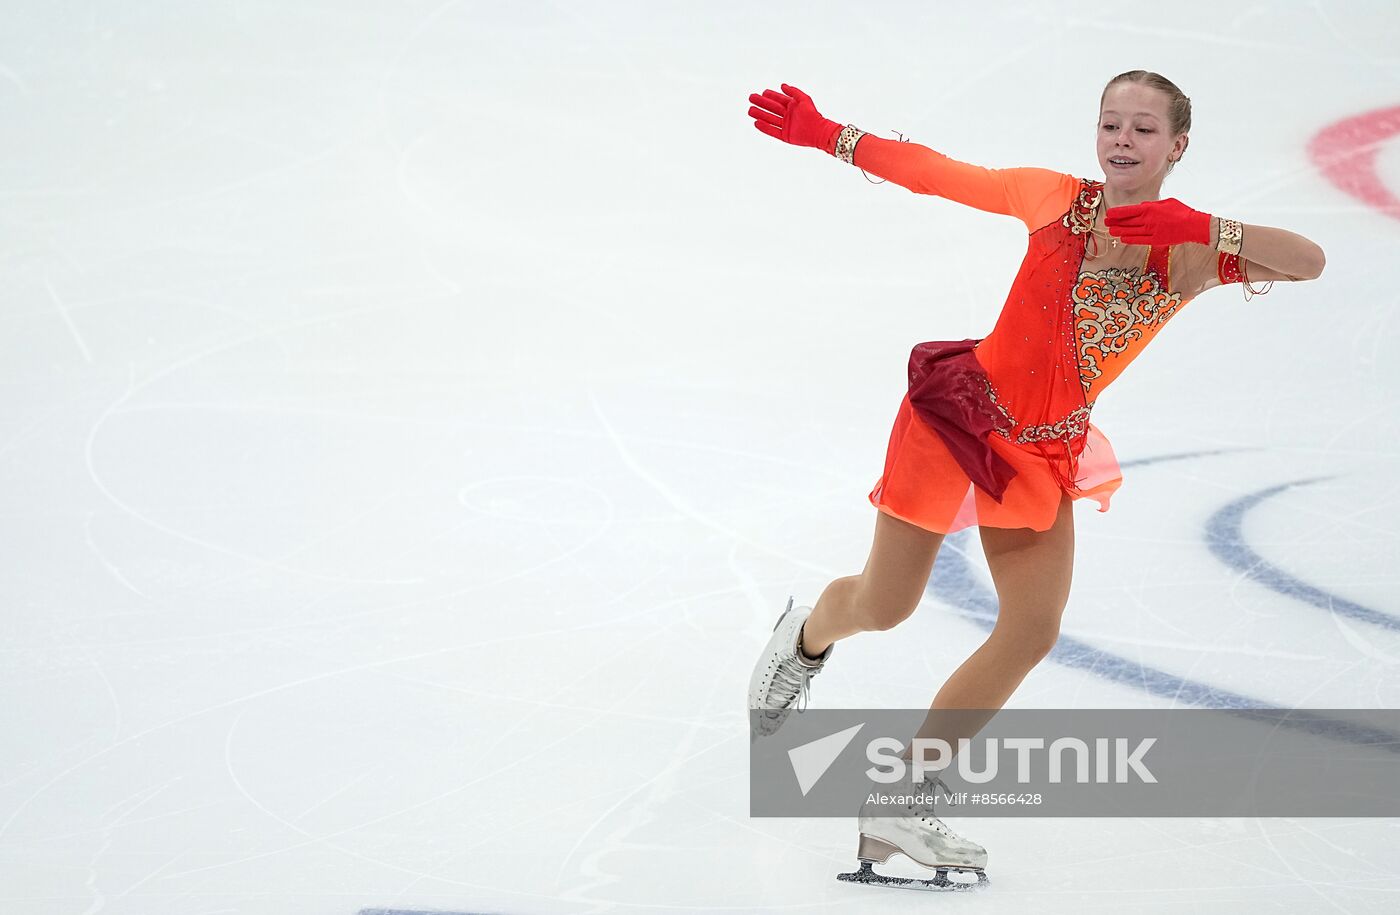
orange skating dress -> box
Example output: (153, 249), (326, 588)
(854, 135), (1258, 534)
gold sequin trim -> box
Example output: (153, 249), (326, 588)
(979, 374), (1019, 436)
(1013, 402), (1095, 445)
(981, 375), (1096, 447)
(1216, 217), (1243, 256)
(834, 125), (866, 164)
(1061, 180), (1104, 236)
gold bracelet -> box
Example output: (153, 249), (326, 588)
(834, 124), (867, 164)
(1216, 217), (1243, 256)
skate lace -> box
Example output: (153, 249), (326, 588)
(907, 774), (965, 838)
(767, 653), (820, 712)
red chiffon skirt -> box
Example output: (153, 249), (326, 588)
(867, 339), (1122, 534)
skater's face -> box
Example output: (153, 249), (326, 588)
(1096, 84), (1187, 195)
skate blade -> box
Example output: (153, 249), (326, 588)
(836, 860), (988, 892)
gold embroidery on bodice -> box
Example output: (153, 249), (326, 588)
(1072, 267), (1183, 393)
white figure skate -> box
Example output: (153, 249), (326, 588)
(838, 773), (989, 891)
(747, 596), (832, 738)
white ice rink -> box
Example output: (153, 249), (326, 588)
(2, 1), (1399, 912)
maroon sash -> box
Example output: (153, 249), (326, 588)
(906, 339), (1019, 503)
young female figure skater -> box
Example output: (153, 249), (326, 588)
(745, 71), (1325, 890)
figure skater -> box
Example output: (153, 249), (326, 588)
(745, 71), (1326, 890)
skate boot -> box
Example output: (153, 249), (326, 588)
(838, 773), (989, 891)
(747, 596), (832, 738)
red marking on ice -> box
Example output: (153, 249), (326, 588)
(1308, 105), (1400, 221)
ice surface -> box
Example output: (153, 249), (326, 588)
(1, 2), (1398, 913)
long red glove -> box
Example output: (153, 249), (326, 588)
(1103, 197), (1213, 246)
(747, 83), (844, 154)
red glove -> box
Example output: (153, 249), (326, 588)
(1103, 198), (1213, 246)
(747, 83), (844, 154)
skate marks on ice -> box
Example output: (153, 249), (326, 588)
(359, 908), (495, 915)
(924, 450), (1400, 740)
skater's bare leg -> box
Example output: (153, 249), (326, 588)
(800, 509), (945, 657)
(899, 492), (1075, 762)
(936, 491), (1075, 709)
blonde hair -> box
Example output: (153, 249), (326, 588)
(1100, 70), (1191, 175)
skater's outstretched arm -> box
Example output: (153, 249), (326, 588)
(747, 82), (1077, 233)
(848, 135), (1078, 232)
